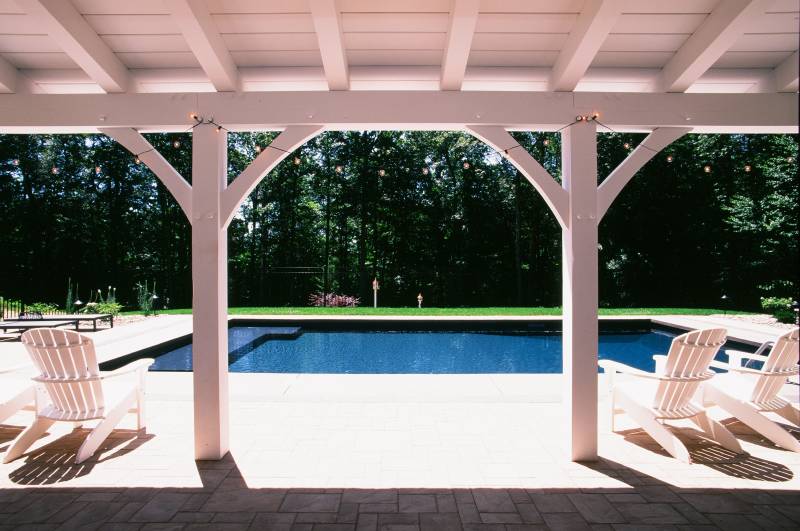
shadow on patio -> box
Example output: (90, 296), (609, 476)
(1, 440), (799, 529)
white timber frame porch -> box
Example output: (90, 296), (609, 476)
(0, 90), (795, 461)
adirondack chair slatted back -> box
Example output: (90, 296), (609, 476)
(751, 327), (799, 405)
(21, 328), (105, 416)
(655, 328), (726, 413)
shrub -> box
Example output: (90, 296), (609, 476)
(26, 302), (59, 314)
(761, 296), (795, 323)
(308, 292), (360, 307)
(80, 301), (122, 315)
(135, 281), (157, 316)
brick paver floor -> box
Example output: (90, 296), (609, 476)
(1, 372), (799, 530)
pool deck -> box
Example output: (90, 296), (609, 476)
(0, 314), (798, 530)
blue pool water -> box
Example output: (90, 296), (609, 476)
(148, 326), (733, 374)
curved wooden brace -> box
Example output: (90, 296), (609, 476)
(220, 124), (324, 229)
(596, 127), (691, 220)
(466, 125), (569, 230)
(100, 127), (192, 220)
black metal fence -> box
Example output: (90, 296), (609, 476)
(0, 298), (67, 319)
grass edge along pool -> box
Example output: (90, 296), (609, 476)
(108, 319), (753, 375)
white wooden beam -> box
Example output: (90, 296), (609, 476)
(596, 127), (691, 219)
(165, 0), (239, 92)
(561, 119), (599, 461)
(658, 0), (772, 93)
(309, 0), (349, 91)
(441, 0), (480, 91)
(15, 0), (129, 93)
(466, 124), (569, 229)
(775, 51), (799, 93)
(0, 91), (795, 133)
(221, 125), (325, 227)
(548, 0), (623, 92)
(0, 55), (18, 93)
(99, 127), (192, 220)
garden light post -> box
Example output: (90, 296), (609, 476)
(372, 278), (379, 308)
(721, 294), (728, 315)
(417, 293), (423, 308)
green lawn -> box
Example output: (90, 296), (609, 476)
(123, 306), (751, 316)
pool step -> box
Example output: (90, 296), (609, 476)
(258, 326), (302, 339)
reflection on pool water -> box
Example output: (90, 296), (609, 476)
(149, 327), (735, 374)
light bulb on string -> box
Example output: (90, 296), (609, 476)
(11, 158), (19, 166)
(744, 164), (752, 173)
(703, 165), (711, 173)
(787, 156), (795, 163)
(422, 167), (429, 175)
(666, 155), (674, 163)
(294, 156), (301, 165)
(463, 162), (470, 169)
(51, 166), (59, 175)
(543, 138), (550, 147)
(95, 166), (101, 174)
(189, 112), (199, 121)
(254, 145), (261, 153)
(335, 165), (343, 173)
(135, 157), (141, 165)
(378, 168), (385, 177)
(173, 140), (181, 148)
(623, 143), (631, 150)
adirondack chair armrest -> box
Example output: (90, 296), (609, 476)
(101, 358), (155, 379)
(598, 360), (658, 379)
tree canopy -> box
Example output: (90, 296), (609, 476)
(0, 131), (796, 311)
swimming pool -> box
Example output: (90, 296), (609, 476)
(146, 325), (737, 374)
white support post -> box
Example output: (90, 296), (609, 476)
(561, 120), (598, 461)
(191, 123), (229, 460)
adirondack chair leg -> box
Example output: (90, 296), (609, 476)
(0, 386), (35, 424)
(706, 385), (800, 453)
(76, 390), (137, 464)
(3, 417), (55, 463)
(689, 411), (743, 454)
(774, 404), (800, 427)
(616, 390), (692, 463)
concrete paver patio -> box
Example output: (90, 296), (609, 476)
(0, 315), (798, 530)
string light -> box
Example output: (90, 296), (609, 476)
(216, 125), (223, 133)
(704, 165), (711, 173)
(463, 162), (470, 169)
(543, 138), (550, 147)
(95, 166), (101, 174)
(335, 165), (343, 173)
(787, 156), (795, 163)
(189, 112), (199, 121)
(623, 143), (631, 150)
(576, 115), (585, 122)
(51, 166), (59, 175)
(422, 167), (429, 175)
(378, 168), (385, 176)
(173, 140), (181, 148)
(590, 112), (600, 121)
(135, 157), (141, 165)
(254, 145), (262, 153)
(666, 155), (674, 163)
(294, 156), (301, 165)
(744, 164), (752, 173)
(12, 158), (19, 166)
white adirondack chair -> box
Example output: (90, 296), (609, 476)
(598, 328), (743, 463)
(0, 365), (35, 425)
(704, 327), (799, 452)
(3, 328), (154, 464)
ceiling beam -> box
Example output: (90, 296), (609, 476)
(657, 0), (771, 93)
(441, 0), (480, 90)
(775, 51), (799, 92)
(0, 55), (18, 93)
(309, 0), (349, 90)
(165, 0), (239, 92)
(548, 0), (623, 92)
(0, 91), (795, 133)
(15, 0), (129, 93)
